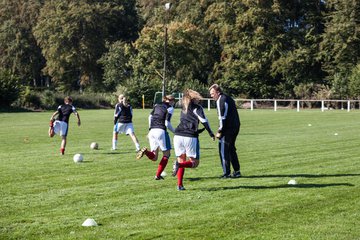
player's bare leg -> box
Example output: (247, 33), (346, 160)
(129, 133), (140, 152)
(60, 136), (66, 155)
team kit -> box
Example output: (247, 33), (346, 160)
(49, 85), (241, 191)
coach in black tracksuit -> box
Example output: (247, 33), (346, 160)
(209, 84), (241, 178)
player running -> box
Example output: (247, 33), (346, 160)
(49, 96), (81, 155)
(171, 89), (215, 190)
(136, 95), (176, 180)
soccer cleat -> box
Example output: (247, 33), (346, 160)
(154, 175), (164, 180)
(177, 185), (186, 191)
(219, 174), (231, 179)
(172, 161), (180, 176)
(231, 171), (241, 178)
(136, 147), (147, 160)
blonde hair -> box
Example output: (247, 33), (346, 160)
(182, 89), (202, 113)
(64, 96), (73, 103)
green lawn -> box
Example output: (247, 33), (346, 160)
(0, 109), (359, 239)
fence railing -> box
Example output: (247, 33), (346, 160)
(200, 98), (360, 112)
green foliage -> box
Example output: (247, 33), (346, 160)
(320, 0), (360, 83)
(22, 87), (41, 109)
(294, 83), (332, 100)
(33, 0), (138, 92)
(348, 64), (360, 99)
(0, 69), (22, 107)
(41, 90), (57, 109)
(98, 41), (133, 92)
(2, 0), (360, 100)
(0, 0), (44, 85)
(332, 72), (349, 99)
(209, 0), (326, 98)
(130, 20), (218, 94)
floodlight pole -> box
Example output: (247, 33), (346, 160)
(162, 3), (171, 98)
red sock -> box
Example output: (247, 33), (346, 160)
(60, 148), (65, 155)
(145, 150), (156, 160)
(179, 161), (193, 168)
(177, 168), (185, 186)
(156, 156), (168, 177)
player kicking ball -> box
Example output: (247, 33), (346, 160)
(136, 95), (175, 180)
(48, 96), (81, 155)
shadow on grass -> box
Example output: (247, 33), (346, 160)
(89, 150), (136, 155)
(188, 173), (360, 182)
(201, 183), (355, 191)
(241, 173), (360, 178)
(241, 132), (270, 136)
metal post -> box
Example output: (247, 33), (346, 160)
(162, 3), (171, 98)
(162, 25), (168, 98)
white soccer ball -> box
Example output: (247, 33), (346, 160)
(161, 171), (167, 177)
(90, 142), (99, 150)
(73, 153), (83, 163)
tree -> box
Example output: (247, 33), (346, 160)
(0, 69), (22, 107)
(97, 41), (133, 91)
(206, 0), (327, 98)
(100, 19), (218, 106)
(33, 0), (139, 92)
(0, 0), (45, 86)
(349, 64), (360, 98)
(320, 0), (360, 95)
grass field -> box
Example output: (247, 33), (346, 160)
(0, 108), (359, 239)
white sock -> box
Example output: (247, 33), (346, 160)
(135, 143), (140, 151)
(112, 139), (117, 150)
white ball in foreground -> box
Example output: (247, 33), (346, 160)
(90, 142), (99, 150)
(161, 171), (167, 177)
(73, 153), (83, 163)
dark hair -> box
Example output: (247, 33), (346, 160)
(209, 84), (222, 93)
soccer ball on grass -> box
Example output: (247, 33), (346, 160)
(73, 153), (84, 163)
(90, 142), (99, 150)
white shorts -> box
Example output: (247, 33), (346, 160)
(114, 122), (135, 135)
(53, 120), (68, 136)
(148, 128), (171, 152)
(173, 135), (199, 159)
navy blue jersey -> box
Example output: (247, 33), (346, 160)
(149, 102), (174, 130)
(175, 102), (213, 138)
(114, 103), (133, 124)
(57, 104), (77, 123)
(216, 93), (240, 134)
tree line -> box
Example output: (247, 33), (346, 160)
(1, 0), (360, 108)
